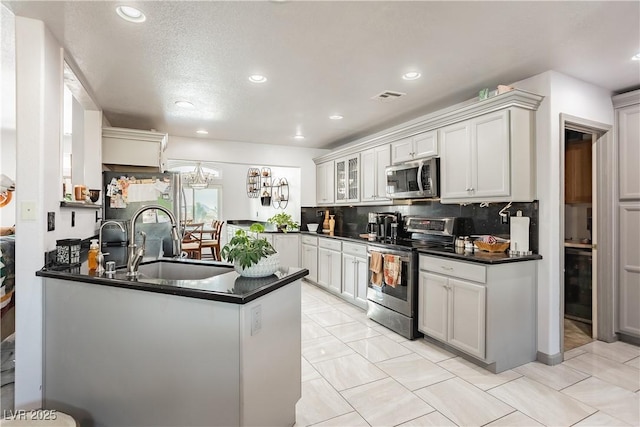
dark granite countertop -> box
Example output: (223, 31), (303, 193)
(226, 220), (300, 233)
(37, 258), (308, 304)
(299, 231), (542, 265)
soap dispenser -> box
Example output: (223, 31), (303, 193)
(88, 239), (99, 271)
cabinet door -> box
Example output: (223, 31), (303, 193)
(565, 139), (593, 204)
(316, 161), (335, 205)
(347, 154), (360, 202)
(618, 103), (640, 199)
(391, 137), (414, 164)
(301, 244), (318, 283)
(317, 248), (332, 289)
(412, 131), (438, 159)
(448, 278), (486, 359)
(354, 257), (369, 307)
(619, 203), (640, 337)
(440, 122), (472, 199)
(418, 272), (449, 342)
(335, 158), (347, 203)
(361, 145), (390, 202)
(329, 250), (342, 294)
(342, 253), (356, 299)
(273, 234), (299, 268)
(472, 110), (510, 198)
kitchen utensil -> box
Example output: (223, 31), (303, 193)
(307, 223), (319, 232)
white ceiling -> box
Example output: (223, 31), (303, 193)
(3, 1), (639, 149)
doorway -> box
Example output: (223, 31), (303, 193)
(563, 128), (595, 350)
(560, 115), (614, 355)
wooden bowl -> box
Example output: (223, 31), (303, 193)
(475, 241), (510, 253)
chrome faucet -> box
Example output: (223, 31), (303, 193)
(127, 204), (181, 277)
(97, 220), (126, 274)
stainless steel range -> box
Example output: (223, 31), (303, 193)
(366, 216), (460, 339)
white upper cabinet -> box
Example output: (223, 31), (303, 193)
(102, 127), (168, 171)
(316, 161), (335, 205)
(441, 110), (510, 201)
(361, 144), (391, 203)
(440, 107), (535, 203)
(391, 130), (438, 164)
(314, 89), (542, 206)
(335, 154), (360, 204)
(617, 101), (640, 200)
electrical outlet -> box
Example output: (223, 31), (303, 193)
(47, 212), (55, 231)
(316, 210), (324, 217)
(251, 304), (262, 336)
(501, 211), (510, 224)
(71, 211), (75, 227)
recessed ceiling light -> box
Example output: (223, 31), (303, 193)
(249, 75), (267, 83)
(116, 6), (146, 23)
(294, 134), (305, 140)
(329, 115), (343, 120)
(175, 100), (195, 108)
(402, 71), (421, 81)
(196, 130), (208, 135)
(632, 53), (640, 61)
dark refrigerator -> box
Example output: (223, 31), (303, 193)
(101, 171), (184, 265)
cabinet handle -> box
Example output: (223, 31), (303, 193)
(440, 266), (454, 271)
(469, 187), (474, 192)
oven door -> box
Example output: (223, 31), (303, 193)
(366, 246), (415, 317)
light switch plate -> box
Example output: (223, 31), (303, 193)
(20, 201), (37, 221)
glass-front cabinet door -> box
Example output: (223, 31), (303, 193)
(335, 154), (360, 203)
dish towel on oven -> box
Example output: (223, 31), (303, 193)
(383, 254), (402, 288)
(369, 251), (383, 286)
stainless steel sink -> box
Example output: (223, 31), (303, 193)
(135, 260), (232, 281)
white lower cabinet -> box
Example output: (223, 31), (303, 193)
(318, 239), (342, 293)
(419, 272), (486, 359)
(419, 254), (537, 373)
(272, 234), (299, 269)
(341, 242), (368, 309)
(300, 235), (318, 283)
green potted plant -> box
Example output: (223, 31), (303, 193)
(220, 223), (279, 277)
(267, 212), (299, 232)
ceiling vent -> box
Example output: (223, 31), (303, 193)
(372, 90), (406, 101)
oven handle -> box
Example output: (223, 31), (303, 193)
(367, 252), (412, 264)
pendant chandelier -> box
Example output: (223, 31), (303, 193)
(184, 162), (213, 190)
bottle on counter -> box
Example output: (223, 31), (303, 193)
(88, 239), (99, 271)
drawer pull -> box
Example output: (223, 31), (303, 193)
(441, 266), (454, 271)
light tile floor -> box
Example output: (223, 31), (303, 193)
(295, 282), (640, 427)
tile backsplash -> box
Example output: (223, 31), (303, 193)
(301, 200), (539, 253)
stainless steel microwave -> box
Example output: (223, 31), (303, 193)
(385, 158), (439, 199)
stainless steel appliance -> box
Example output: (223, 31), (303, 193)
(376, 211), (402, 241)
(102, 171), (184, 258)
(565, 247), (592, 323)
(385, 158), (439, 199)
(366, 216), (460, 339)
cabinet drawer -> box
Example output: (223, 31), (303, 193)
(318, 238), (342, 251)
(301, 235), (318, 246)
(342, 242), (367, 257)
(419, 255), (486, 283)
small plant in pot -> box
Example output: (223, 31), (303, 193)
(267, 212), (299, 233)
(220, 223), (279, 277)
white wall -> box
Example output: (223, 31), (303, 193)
(13, 15), (103, 409)
(511, 70), (614, 358)
(165, 136), (328, 207)
(1, 5), (16, 227)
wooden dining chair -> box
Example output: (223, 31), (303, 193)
(201, 220), (224, 261)
(181, 222), (204, 259)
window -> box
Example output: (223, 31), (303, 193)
(167, 162), (222, 224)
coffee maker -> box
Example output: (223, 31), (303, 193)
(367, 212), (378, 238)
(376, 211), (402, 241)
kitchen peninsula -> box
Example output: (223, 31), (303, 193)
(37, 259), (308, 427)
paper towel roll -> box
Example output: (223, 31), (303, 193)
(510, 215), (530, 253)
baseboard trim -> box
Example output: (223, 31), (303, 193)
(537, 350), (563, 366)
(618, 332), (640, 346)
